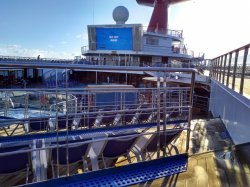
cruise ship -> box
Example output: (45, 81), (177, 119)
(0, 0), (249, 186)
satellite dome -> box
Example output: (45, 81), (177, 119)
(113, 6), (129, 24)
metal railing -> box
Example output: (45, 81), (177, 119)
(0, 62), (196, 185)
(81, 45), (193, 57)
(0, 55), (74, 64)
(143, 27), (183, 38)
(49, 94), (77, 114)
(210, 43), (250, 97)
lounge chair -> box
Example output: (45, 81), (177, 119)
(50, 138), (90, 178)
(0, 116), (23, 136)
(100, 132), (140, 168)
(0, 144), (31, 184)
(57, 115), (73, 130)
(100, 112), (117, 126)
(133, 128), (182, 161)
(27, 117), (49, 132)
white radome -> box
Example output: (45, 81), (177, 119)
(113, 6), (129, 24)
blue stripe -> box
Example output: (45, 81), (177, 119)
(22, 153), (188, 187)
(0, 120), (187, 144)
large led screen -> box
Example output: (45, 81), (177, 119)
(96, 28), (132, 50)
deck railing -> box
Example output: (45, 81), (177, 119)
(210, 43), (250, 98)
(0, 55), (73, 64)
(143, 27), (183, 38)
(81, 45), (193, 57)
(0, 63), (196, 185)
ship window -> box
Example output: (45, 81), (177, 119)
(146, 37), (159, 45)
(28, 69), (34, 78)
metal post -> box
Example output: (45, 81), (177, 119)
(186, 71), (195, 153)
(162, 73), (167, 157)
(210, 59), (214, 78)
(156, 73), (161, 158)
(240, 46), (249, 94)
(214, 58), (218, 80)
(55, 68), (60, 178)
(65, 68), (70, 176)
(232, 50), (239, 90)
(222, 54), (227, 84)
(219, 56), (223, 82)
(212, 59), (215, 78)
(216, 58), (219, 80)
(99, 53), (100, 65)
(226, 52), (232, 87)
(214, 58), (217, 80)
(95, 71), (97, 84)
(24, 85), (28, 119)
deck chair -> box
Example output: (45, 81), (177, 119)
(147, 111), (157, 122)
(79, 110), (104, 128)
(93, 112), (103, 128)
(101, 112), (117, 126)
(0, 144), (31, 184)
(50, 138), (91, 178)
(111, 113), (122, 126)
(138, 109), (155, 123)
(0, 116), (23, 136)
(27, 117), (49, 132)
(100, 106), (122, 127)
(157, 109), (185, 124)
(133, 129), (182, 161)
(57, 115), (74, 130)
(49, 115), (81, 131)
(78, 113), (97, 129)
(123, 108), (141, 125)
(123, 110), (135, 124)
(100, 132), (140, 168)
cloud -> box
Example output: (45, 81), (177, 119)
(75, 33), (88, 40)
(0, 44), (78, 59)
(48, 44), (54, 48)
(75, 34), (82, 38)
(59, 41), (68, 45)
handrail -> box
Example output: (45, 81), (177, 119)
(49, 94), (77, 114)
(0, 61), (197, 73)
(0, 55), (73, 63)
(0, 125), (188, 157)
(210, 43), (250, 96)
(82, 44), (192, 56)
(142, 26), (183, 38)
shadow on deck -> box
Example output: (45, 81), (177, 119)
(131, 118), (250, 187)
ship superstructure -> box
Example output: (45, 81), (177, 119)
(82, 1), (194, 68)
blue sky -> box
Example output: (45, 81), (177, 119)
(0, 0), (152, 58)
(0, 0), (250, 59)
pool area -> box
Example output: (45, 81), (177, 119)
(0, 108), (62, 119)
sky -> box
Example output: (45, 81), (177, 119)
(0, 0), (249, 59)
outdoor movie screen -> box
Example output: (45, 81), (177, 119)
(96, 28), (133, 50)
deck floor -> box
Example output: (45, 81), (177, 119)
(131, 150), (250, 187)
(131, 118), (250, 187)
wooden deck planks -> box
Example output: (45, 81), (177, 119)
(206, 156), (221, 187)
(196, 158), (208, 187)
(132, 150), (250, 187)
